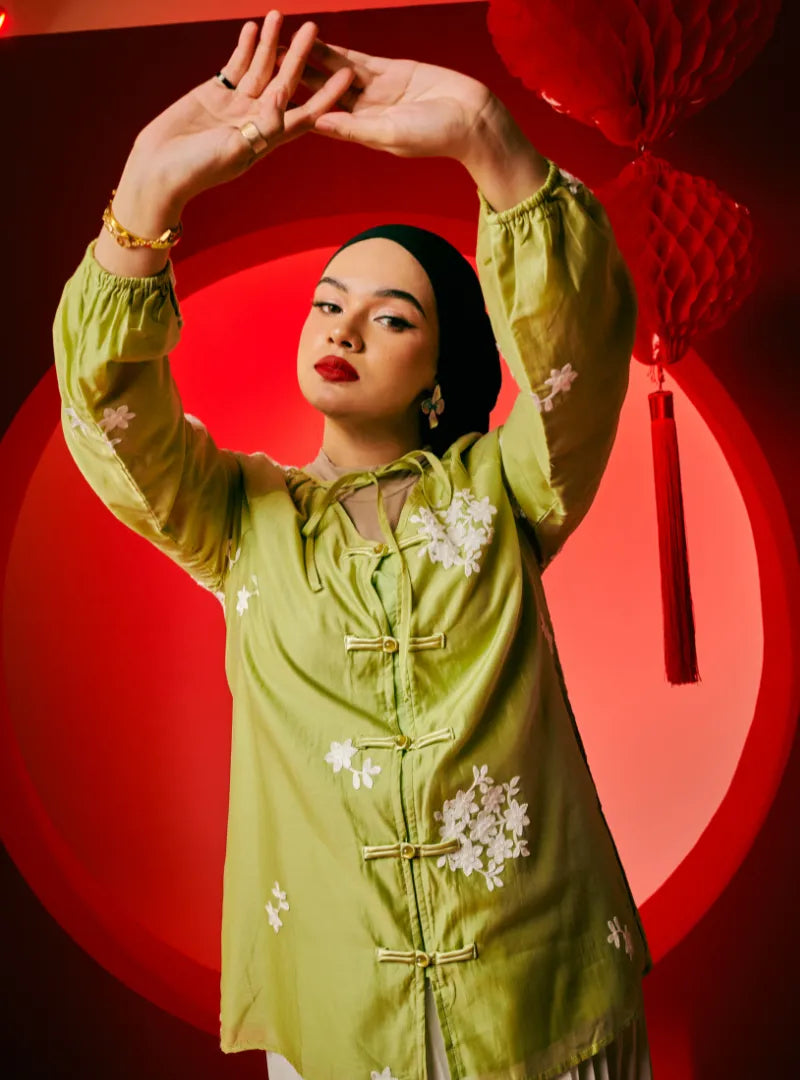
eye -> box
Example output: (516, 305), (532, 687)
(377, 315), (412, 331)
(313, 298), (412, 330)
(312, 301), (339, 315)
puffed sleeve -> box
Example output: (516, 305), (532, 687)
(475, 160), (637, 571)
(52, 240), (242, 591)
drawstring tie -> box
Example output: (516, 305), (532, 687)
(301, 448), (452, 674)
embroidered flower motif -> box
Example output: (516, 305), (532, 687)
(64, 407), (90, 435)
(325, 739), (382, 790)
(99, 404), (136, 433)
(468, 495), (496, 526)
(434, 766), (530, 891)
(352, 757), (381, 790)
(470, 809), (497, 845)
(325, 739), (358, 772)
(265, 904), (283, 933)
(607, 916), (634, 959)
(63, 404), (123, 454)
(503, 798), (531, 838)
(371, 1068), (399, 1080)
(411, 488), (498, 578)
(486, 831), (514, 864)
(271, 881), (290, 911)
(265, 880), (290, 934)
(558, 168), (583, 195)
(530, 363), (579, 414)
(482, 784), (505, 814)
(236, 575), (259, 616)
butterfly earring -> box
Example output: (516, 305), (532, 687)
(421, 383), (445, 429)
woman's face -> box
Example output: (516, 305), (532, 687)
(297, 238), (439, 440)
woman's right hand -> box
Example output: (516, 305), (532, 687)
(95, 10), (354, 276)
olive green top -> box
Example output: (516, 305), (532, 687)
(52, 158), (650, 1080)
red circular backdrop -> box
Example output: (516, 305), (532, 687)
(1, 217), (798, 1033)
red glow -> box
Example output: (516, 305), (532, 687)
(0, 10), (7, 32)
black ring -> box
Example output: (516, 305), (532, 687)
(215, 71), (236, 90)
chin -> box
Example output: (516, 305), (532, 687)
(300, 386), (357, 423)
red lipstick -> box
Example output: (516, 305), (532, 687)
(314, 355), (359, 382)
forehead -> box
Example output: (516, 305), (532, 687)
(324, 237), (433, 295)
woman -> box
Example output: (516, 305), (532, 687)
(53, 10), (653, 1079)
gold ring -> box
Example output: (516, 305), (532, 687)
(238, 121), (270, 157)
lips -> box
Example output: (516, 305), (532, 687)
(314, 355), (359, 382)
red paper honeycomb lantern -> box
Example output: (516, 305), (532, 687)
(599, 153), (758, 367)
(487, 0), (781, 148)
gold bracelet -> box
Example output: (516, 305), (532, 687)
(102, 190), (183, 250)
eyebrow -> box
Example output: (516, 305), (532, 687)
(315, 275), (427, 320)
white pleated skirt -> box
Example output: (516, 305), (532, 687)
(265, 981), (653, 1079)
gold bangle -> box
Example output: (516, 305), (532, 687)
(102, 190), (183, 250)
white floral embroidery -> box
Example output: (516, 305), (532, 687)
(100, 432), (122, 452)
(271, 881), (290, 910)
(325, 738), (358, 772)
(530, 362), (579, 413)
(64, 407), (90, 434)
(266, 880), (290, 934)
(98, 404), (136, 433)
(236, 574), (259, 616)
(410, 488), (498, 577)
(434, 765), (530, 891)
(325, 739), (382, 790)
(265, 904), (283, 932)
(227, 541), (242, 568)
(371, 1069), (399, 1080)
(558, 168), (583, 195)
(63, 403), (135, 454)
(607, 916), (634, 959)
(352, 757), (381, 790)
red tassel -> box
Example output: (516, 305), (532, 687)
(648, 385), (700, 684)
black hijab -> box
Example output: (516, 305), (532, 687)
(323, 224), (502, 458)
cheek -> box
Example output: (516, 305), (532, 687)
(381, 342), (437, 403)
(296, 317), (317, 367)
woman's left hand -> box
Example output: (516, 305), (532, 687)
(278, 38), (497, 161)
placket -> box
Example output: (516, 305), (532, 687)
(370, 556), (435, 956)
(364, 553), (476, 1080)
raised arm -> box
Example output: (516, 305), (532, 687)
(53, 12), (356, 589)
(291, 45), (633, 571)
(467, 123), (636, 571)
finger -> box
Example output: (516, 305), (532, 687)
(275, 50), (361, 111)
(220, 19), (261, 87)
(267, 20), (321, 103)
(309, 39), (380, 74)
(312, 110), (390, 150)
(280, 66), (357, 141)
(237, 10), (283, 97)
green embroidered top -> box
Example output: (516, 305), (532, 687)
(52, 159), (651, 1080)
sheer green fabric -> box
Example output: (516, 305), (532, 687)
(52, 162), (649, 1080)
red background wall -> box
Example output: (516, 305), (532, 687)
(1, 3), (798, 1077)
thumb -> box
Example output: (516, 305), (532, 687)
(313, 112), (389, 149)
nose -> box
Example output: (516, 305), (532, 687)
(328, 319), (363, 351)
